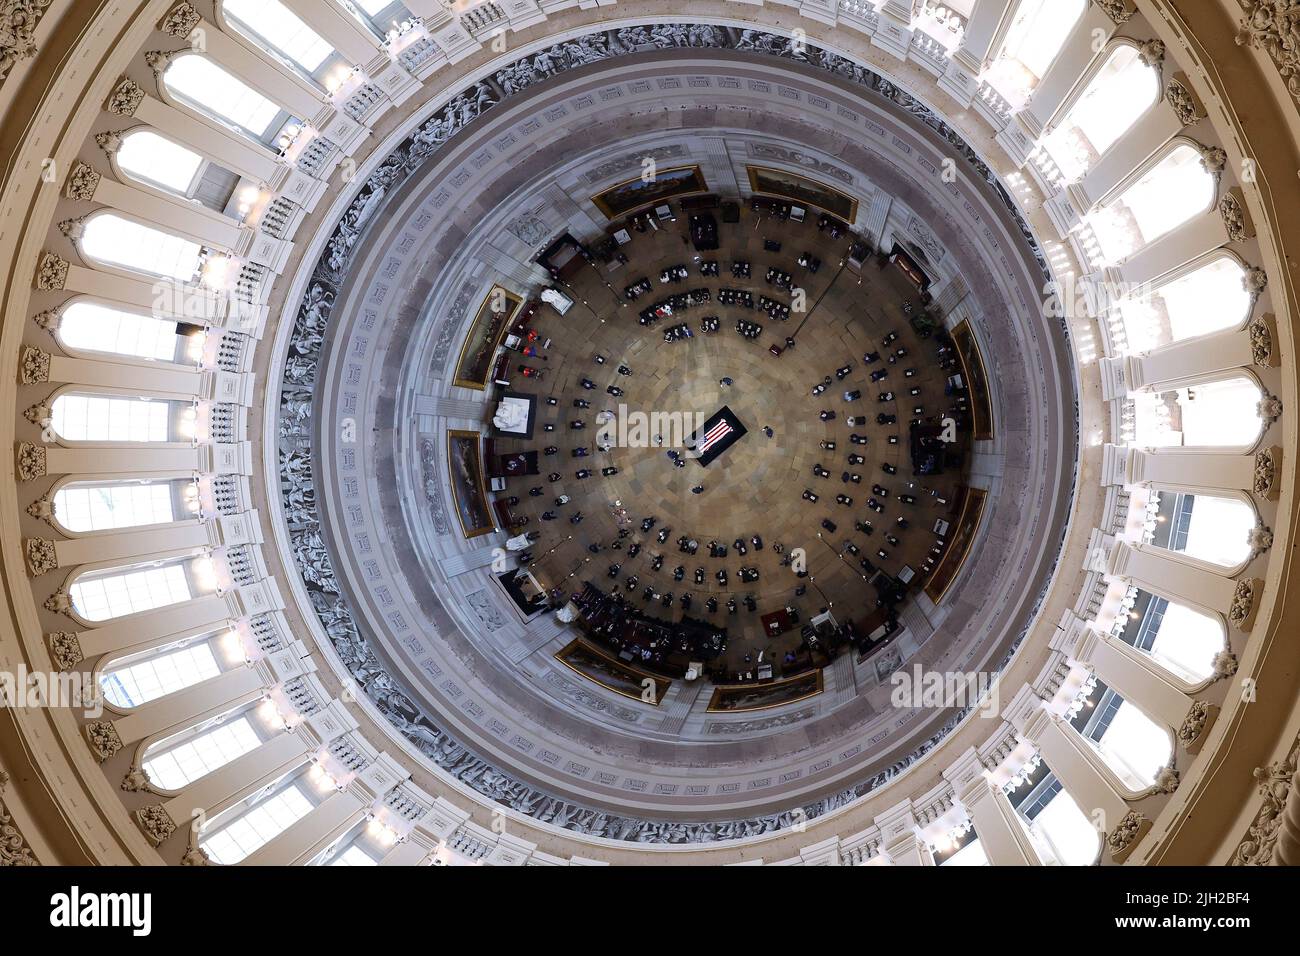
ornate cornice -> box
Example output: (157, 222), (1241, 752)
(0, 0), (54, 88)
(0, 767), (39, 866)
(1236, 0), (1300, 106)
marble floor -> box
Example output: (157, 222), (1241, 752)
(496, 207), (968, 674)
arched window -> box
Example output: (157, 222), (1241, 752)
(984, 0), (1086, 105)
(100, 638), (226, 709)
(80, 214), (204, 282)
(69, 558), (197, 622)
(1146, 490), (1254, 569)
(143, 715), (264, 790)
(55, 301), (204, 363)
(199, 779), (317, 864)
(222, 0), (336, 76)
(1073, 680), (1172, 791)
(48, 394), (197, 443)
(116, 130), (204, 194)
(1039, 46), (1160, 182)
(1012, 766), (1100, 866)
(163, 54), (284, 140)
(1085, 145), (1217, 265)
(1113, 586), (1223, 684)
(1131, 375), (1264, 449)
(52, 478), (196, 532)
(1112, 255), (1251, 353)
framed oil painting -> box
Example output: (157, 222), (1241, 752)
(446, 429), (494, 538)
(590, 165), (708, 219)
(746, 165), (859, 221)
(453, 285), (524, 390)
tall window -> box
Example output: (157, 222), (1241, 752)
(164, 55), (284, 139)
(223, 0), (335, 75)
(328, 845), (380, 866)
(101, 641), (222, 709)
(1086, 145), (1217, 265)
(1039, 46), (1159, 182)
(116, 130), (205, 194)
(143, 715), (264, 790)
(1074, 682), (1172, 791)
(48, 394), (195, 443)
(1131, 375), (1264, 449)
(53, 479), (184, 532)
(200, 782), (315, 864)
(1112, 256), (1251, 353)
(56, 301), (197, 363)
(984, 0), (1086, 105)
(1114, 586), (1223, 684)
(80, 215), (204, 281)
(1147, 490), (1254, 569)
(70, 561), (194, 622)
(1024, 783), (1100, 865)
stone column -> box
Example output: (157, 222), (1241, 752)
(945, 746), (1044, 865)
(938, 0), (1019, 106)
(1107, 541), (1238, 616)
(238, 790), (366, 866)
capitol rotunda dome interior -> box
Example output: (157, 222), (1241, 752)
(1, 0), (1299, 875)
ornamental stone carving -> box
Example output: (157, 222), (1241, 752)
(63, 161), (101, 201)
(160, 2), (200, 38)
(1247, 522), (1274, 556)
(57, 216), (86, 241)
(19, 345), (49, 384)
(85, 720), (123, 761)
(1165, 73), (1203, 125)
(1093, 0), (1135, 24)
(32, 308), (58, 331)
(43, 588), (69, 614)
(47, 631), (83, 670)
(106, 76), (144, 115)
(144, 49), (179, 77)
(1254, 446), (1279, 497)
(0, 0), (54, 85)
(121, 766), (151, 792)
(1137, 39), (1166, 69)
(180, 844), (212, 866)
(1244, 265), (1268, 298)
(16, 442), (46, 481)
(23, 400), (49, 426)
(24, 537), (57, 576)
(1236, 0), (1300, 105)
(25, 494), (51, 522)
(1153, 765), (1180, 794)
(1212, 649), (1239, 678)
(1230, 737), (1299, 865)
(1257, 391), (1282, 425)
(1199, 144), (1227, 175)
(94, 129), (124, 154)
(135, 804), (178, 846)
(1228, 578), (1258, 629)
(1178, 700), (1214, 747)
(1219, 189), (1253, 241)
(34, 251), (67, 289)
(1107, 809), (1148, 861)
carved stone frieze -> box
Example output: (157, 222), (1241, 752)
(1107, 809), (1149, 861)
(0, 0), (54, 86)
(1093, 0), (1135, 24)
(1165, 72), (1204, 126)
(1178, 700), (1215, 748)
(1254, 446), (1280, 498)
(1227, 578), (1261, 630)
(1236, 0), (1300, 105)
(1219, 188), (1254, 241)
(1230, 734), (1299, 865)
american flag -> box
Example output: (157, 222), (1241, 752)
(697, 419), (734, 453)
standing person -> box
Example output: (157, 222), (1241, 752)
(719, 376), (734, 387)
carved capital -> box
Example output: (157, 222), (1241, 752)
(144, 49), (180, 76)
(106, 76), (145, 116)
(1178, 700), (1217, 750)
(135, 804), (178, 846)
(160, 2), (200, 38)
(85, 720), (123, 762)
(1248, 313), (1277, 367)
(19, 345), (50, 384)
(1219, 187), (1254, 241)
(64, 161), (101, 201)
(1199, 144), (1227, 175)
(24, 537), (57, 576)
(1137, 39), (1165, 69)
(1107, 809), (1150, 862)
(121, 767), (151, 793)
(57, 215), (87, 241)
(23, 400), (49, 426)
(1165, 72), (1204, 126)
(25, 493), (51, 522)
(1254, 446), (1281, 499)
(1257, 391), (1282, 426)
(16, 442), (46, 481)
(32, 308), (59, 331)
(47, 631), (83, 670)
(34, 251), (68, 290)
(0, 802), (39, 866)
(1228, 577), (1262, 631)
